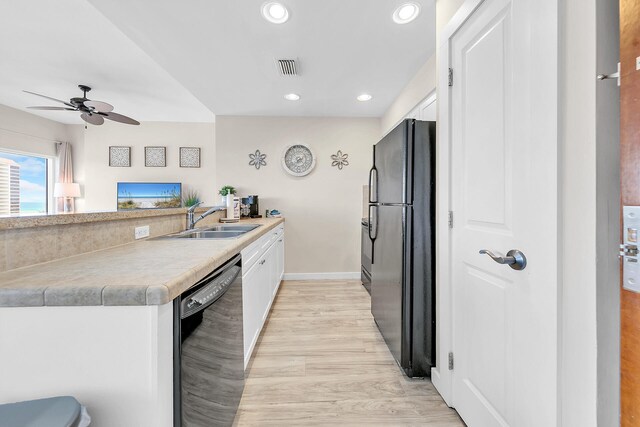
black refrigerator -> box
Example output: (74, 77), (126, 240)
(368, 119), (435, 378)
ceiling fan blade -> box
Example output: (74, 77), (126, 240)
(27, 106), (76, 111)
(101, 111), (140, 125)
(80, 112), (105, 125)
(23, 90), (75, 108)
(84, 100), (114, 113)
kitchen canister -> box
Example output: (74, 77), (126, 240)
(226, 194), (234, 219)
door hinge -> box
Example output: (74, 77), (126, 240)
(448, 68), (454, 87)
(448, 211), (454, 229)
(448, 352), (454, 370)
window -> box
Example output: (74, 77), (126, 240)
(0, 150), (49, 215)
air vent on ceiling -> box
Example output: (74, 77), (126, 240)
(276, 59), (298, 76)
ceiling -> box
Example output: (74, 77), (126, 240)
(0, 1), (214, 124)
(0, 0), (436, 123)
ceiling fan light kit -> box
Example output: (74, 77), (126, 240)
(24, 84), (140, 126)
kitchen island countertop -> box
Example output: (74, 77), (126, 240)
(0, 217), (284, 307)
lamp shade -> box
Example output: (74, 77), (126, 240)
(53, 182), (81, 198)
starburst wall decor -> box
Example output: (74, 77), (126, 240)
(330, 150), (349, 170)
(249, 149), (267, 169)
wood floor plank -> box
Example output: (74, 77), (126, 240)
(234, 280), (464, 426)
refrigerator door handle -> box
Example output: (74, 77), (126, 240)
(369, 167), (378, 203)
(369, 205), (378, 240)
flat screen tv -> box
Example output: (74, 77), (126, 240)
(117, 182), (182, 210)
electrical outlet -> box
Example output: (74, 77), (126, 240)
(636, 56), (640, 71)
(134, 225), (150, 240)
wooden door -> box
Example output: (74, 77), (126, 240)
(620, 0), (640, 424)
(450, 0), (558, 424)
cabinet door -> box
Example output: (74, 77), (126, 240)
(259, 252), (272, 323)
(277, 233), (285, 284)
(419, 98), (437, 121)
(263, 242), (277, 300)
(242, 262), (261, 364)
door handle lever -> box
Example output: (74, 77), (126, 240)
(596, 62), (620, 86)
(479, 249), (527, 271)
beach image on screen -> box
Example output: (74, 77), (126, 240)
(117, 182), (181, 210)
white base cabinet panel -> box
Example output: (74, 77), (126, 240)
(0, 303), (174, 427)
(241, 224), (284, 368)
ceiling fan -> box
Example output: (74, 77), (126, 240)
(24, 85), (140, 126)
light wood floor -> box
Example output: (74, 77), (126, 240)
(234, 280), (464, 426)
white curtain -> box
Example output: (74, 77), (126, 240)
(56, 142), (74, 213)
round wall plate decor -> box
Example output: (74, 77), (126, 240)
(281, 144), (316, 176)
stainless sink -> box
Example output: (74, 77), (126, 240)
(177, 230), (248, 239)
(200, 225), (260, 232)
(154, 224), (261, 240)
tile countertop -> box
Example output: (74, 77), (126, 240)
(0, 218), (284, 307)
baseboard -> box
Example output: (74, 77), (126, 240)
(283, 272), (361, 281)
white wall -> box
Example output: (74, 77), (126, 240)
(81, 121), (216, 212)
(380, 55), (436, 135)
(216, 116), (379, 275)
(560, 1), (598, 422)
(379, 0), (466, 137)
(0, 107), (213, 215)
(0, 105), (84, 213)
(560, 0), (620, 425)
(436, 0), (466, 42)
(594, 0), (620, 424)
(0, 104), (66, 158)
(66, 124), (86, 212)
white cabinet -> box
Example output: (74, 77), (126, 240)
(0, 303), (174, 426)
(241, 224), (284, 368)
(276, 232), (285, 289)
(241, 258), (264, 361)
(406, 93), (437, 121)
(419, 97), (437, 121)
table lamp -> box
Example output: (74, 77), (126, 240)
(54, 182), (81, 213)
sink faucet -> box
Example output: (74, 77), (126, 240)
(186, 202), (228, 230)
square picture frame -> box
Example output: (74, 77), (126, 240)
(180, 147), (201, 168)
(145, 146), (166, 167)
(109, 146), (131, 167)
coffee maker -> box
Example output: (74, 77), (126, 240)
(241, 195), (260, 218)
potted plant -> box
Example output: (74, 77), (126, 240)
(218, 185), (236, 204)
(182, 189), (201, 208)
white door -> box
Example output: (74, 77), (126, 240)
(450, 0), (558, 425)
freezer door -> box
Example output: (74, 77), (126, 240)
(371, 205), (410, 368)
(374, 120), (412, 204)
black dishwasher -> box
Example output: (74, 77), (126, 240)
(174, 254), (244, 427)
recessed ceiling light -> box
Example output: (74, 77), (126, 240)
(284, 93), (300, 101)
(393, 3), (420, 24)
(357, 94), (373, 102)
(262, 2), (289, 24)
